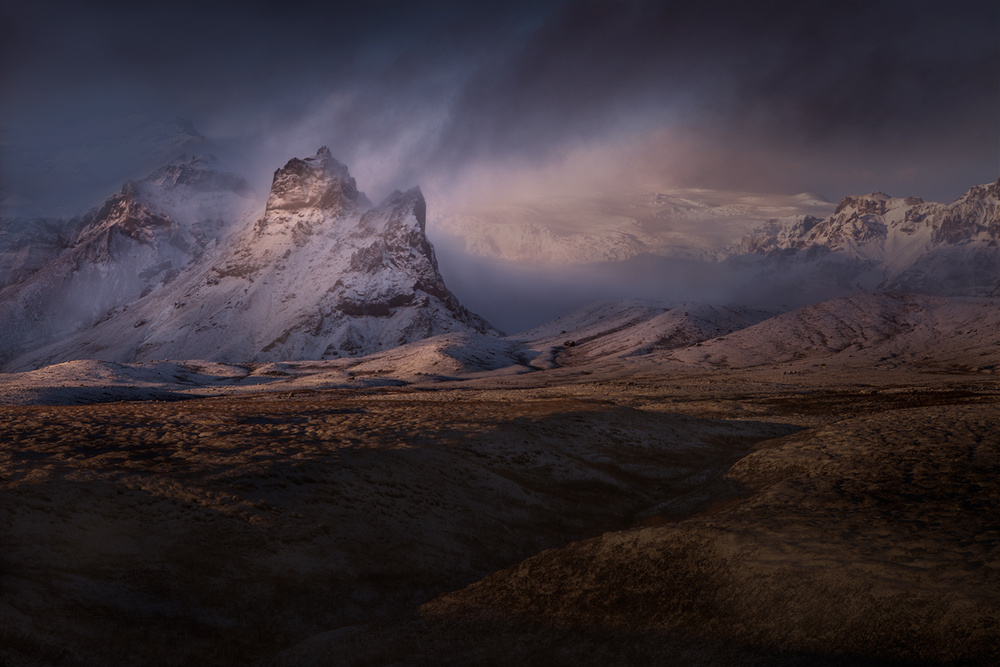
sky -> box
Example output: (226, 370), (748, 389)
(2, 0), (997, 219)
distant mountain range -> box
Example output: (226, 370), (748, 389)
(432, 189), (836, 265)
(732, 181), (1000, 300)
(433, 179), (999, 312)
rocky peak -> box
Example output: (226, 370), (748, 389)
(957, 178), (1000, 204)
(349, 187), (440, 283)
(834, 192), (891, 216)
(82, 188), (172, 247)
(265, 146), (371, 215)
(143, 155), (254, 197)
(932, 179), (1000, 244)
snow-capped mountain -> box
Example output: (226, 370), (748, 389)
(433, 180), (999, 311)
(0, 155), (258, 369)
(731, 180), (1000, 299)
(2, 148), (495, 371)
(432, 190), (835, 265)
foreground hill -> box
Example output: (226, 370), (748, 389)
(397, 401), (1000, 665)
(0, 386), (795, 665)
(2, 292), (999, 404)
(4, 360), (998, 666)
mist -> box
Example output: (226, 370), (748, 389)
(434, 253), (739, 336)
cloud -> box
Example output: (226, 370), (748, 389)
(2, 0), (997, 217)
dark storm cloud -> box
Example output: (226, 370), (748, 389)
(1, 1), (556, 212)
(2, 0), (997, 216)
(432, 1), (998, 199)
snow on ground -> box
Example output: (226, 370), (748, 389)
(3, 293), (999, 405)
(348, 332), (535, 380)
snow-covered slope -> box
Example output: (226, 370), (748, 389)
(432, 190), (835, 265)
(4, 292), (999, 405)
(330, 293), (1000, 380)
(731, 181), (1000, 299)
(3, 148), (496, 371)
(515, 299), (773, 366)
(668, 292), (1000, 371)
(0, 155), (258, 369)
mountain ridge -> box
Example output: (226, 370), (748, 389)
(730, 179), (1000, 299)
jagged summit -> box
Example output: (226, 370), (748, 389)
(360, 187), (429, 247)
(955, 178), (1000, 204)
(265, 146), (371, 215)
(833, 191), (892, 215)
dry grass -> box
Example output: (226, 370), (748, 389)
(1, 385), (791, 666)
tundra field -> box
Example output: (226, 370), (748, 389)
(2, 352), (998, 666)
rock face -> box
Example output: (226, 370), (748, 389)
(730, 180), (1000, 300)
(1, 148), (496, 370)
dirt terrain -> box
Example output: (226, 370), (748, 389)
(2, 365), (999, 665)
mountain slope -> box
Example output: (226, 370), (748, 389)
(668, 292), (1000, 371)
(519, 299), (773, 363)
(0, 156), (258, 369)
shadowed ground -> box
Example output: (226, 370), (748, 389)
(2, 370), (998, 665)
(1, 386), (791, 665)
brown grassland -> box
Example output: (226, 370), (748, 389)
(2, 366), (999, 665)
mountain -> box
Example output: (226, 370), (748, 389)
(432, 189), (835, 265)
(0, 155), (258, 370)
(432, 181), (999, 315)
(730, 180), (1000, 301)
(1, 148), (496, 371)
